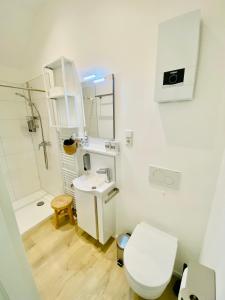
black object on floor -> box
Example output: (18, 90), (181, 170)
(173, 263), (188, 297)
(36, 201), (45, 206)
(117, 259), (123, 267)
(173, 279), (181, 297)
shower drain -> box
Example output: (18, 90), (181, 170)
(36, 201), (45, 207)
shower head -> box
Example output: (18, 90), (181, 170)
(15, 91), (41, 122)
(15, 92), (32, 106)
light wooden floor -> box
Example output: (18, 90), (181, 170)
(23, 218), (177, 300)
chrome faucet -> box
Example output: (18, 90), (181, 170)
(96, 168), (112, 183)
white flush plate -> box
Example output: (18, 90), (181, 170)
(149, 166), (181, 190)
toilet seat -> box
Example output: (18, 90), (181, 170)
(124, 222), (177, 299)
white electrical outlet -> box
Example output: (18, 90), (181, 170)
(149, 166), (181, 190)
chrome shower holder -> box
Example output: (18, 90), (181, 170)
(26, 116), (39, 132)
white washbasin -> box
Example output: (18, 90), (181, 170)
(73, 174), (115, 194)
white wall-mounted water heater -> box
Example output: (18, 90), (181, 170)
(154, 10), (201, 103)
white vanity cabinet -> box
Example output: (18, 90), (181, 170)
(97, 189), (116, 244)
(73, 175), (118, 244)
(75, 190), (98, 239)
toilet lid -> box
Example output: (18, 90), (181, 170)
(124, 222), (177, 287)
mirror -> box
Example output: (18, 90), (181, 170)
(82, 74), (115, 139)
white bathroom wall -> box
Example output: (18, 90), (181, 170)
(0, 0), (44, 70)
(0, 66), (40, 201)
(200, 151), (225, 300)
(81, 151), (115, 181)
(24, 0), (225, 273)
(27, 75), (63, 196)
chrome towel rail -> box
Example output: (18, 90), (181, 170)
(105, 188), (119, 204)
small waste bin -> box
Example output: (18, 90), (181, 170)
(116, 233), (131, 267)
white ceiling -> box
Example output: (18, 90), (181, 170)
(15, 0), (47, 11)
(0, 0), (46, 70)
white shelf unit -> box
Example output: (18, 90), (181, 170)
(43, 57), (85, 129)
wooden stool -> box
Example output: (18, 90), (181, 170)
(51, 194), (75, 228)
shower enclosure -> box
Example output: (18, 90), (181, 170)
(0, 81), (50, 169)
(0, 77), (63, 234)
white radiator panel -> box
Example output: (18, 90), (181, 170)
(57, 132), (80, 207)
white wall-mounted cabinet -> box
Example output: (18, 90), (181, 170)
(43, 57), (85, 128)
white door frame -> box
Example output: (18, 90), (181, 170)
(0, 169), (40, 300)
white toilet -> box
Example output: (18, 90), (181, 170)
(124, 222), (178, 299)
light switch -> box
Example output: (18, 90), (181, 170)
(149, 166), (181, 190)
(125, 130), (133, 146)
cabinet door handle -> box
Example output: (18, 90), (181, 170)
(94, 196), (99, 240)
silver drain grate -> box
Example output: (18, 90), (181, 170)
(36, 201), (45, 207)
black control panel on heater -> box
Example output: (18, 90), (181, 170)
(163, 68), (185, 86)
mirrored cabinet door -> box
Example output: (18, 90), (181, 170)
(82, 74), (115, 139)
